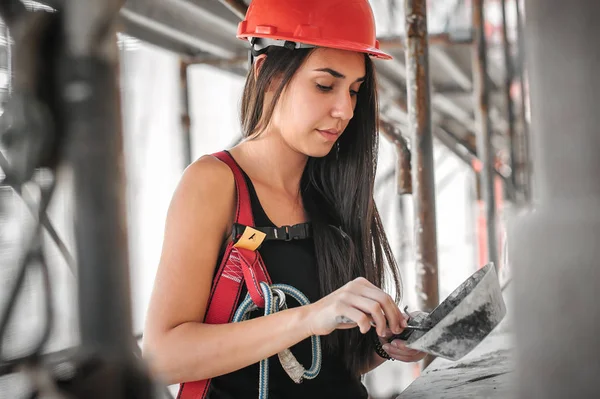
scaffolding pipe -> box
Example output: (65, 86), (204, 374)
(514, 0), (531, 201)
(378, 33), (473, 50)
(62, 0), (133, 357)
(403, 0), (439, 318)
(59, 1), (154, 396)
(120, 0), (243, 58)
(180, 59), (193, 167)
(435, 128), (477, 167)
(218, 0), (247, 20)
(429, 47), (472, 91)
(379, 120), (413, 195)
(500, 0), (518, 197)
(471, 0), (499, 270)
(395, 141), (412, 195)
(4, 23), (12, 96)
(435, 127), (513, 189)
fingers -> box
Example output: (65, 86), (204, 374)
(382, 339), (427, 363)
(351, 278), (406, 333)
(334, 305), (372, 334)
(334, 293), (396, 336)
(331, 278), (411, 337)
(377, 326), (396, 339)
(388, 339), (419, 353)
(349, 296), (388, 337)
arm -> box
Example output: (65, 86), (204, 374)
(142, 156), (313, 385)
(145, 304), (312, 385)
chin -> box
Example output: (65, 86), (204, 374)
(303, 143), (336, 158)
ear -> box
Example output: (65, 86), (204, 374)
(253, 54), (267, 81)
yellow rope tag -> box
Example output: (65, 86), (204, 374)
(233, 226), (266, 251)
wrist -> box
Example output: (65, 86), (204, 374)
(290, 304), (314, 339)
(372, 330), (393, 361)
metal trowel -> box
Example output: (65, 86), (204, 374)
(390, 263), (506, 361)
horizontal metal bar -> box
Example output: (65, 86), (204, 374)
(435, 127), (514, 195)
(119, 0), (246, 57)
(217, 0), (247, 20)
(430, 46), (472, 91)
(378, 32), (473, 50)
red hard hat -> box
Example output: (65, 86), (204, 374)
(237, 0), (392, 60)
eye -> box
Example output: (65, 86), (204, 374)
(317, 84), (333, 92)
(350, 89), (359, 97)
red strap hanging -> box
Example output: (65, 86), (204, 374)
(177, 151), (272, 399)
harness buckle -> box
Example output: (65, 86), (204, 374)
(282, 224), (306, 241)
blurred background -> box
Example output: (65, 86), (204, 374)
(2, 1), (598, 398)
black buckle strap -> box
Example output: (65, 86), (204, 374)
(273, 223), (311, 241)
(232, 223), (312, 243)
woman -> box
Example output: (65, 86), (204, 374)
(143, 0), (426, 397)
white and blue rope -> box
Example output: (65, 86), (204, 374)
(233, 282), (322, 399)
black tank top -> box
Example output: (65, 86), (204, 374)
(207, 159), (368, 399)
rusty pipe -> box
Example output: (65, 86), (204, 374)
(472, 0), (499, 270)
(404, 0), (440, 322)
(379, 120), (412, 195)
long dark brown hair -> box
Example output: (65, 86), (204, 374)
(241, 46), (402, 375)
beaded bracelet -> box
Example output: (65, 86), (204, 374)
(372, 331), (394, 361)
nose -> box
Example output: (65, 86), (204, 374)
(330, 91), (354, 121)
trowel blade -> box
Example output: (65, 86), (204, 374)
(406, 263), (507, 361)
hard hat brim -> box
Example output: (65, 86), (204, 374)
(238, 33), (393, 60)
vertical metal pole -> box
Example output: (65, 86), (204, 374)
(62, 0), (135, 357)
(514, 0), (531, 201)
(471, 0), (499, 270)
(180, 59), (192, 168)
(404, 0), (439, 316)
(395, 142), (412, 195)
(512, 1), (600, 397)
(500, 0), (517, 199)
(4, 23), (12, 96)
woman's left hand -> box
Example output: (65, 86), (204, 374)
(381, 337), (427, 363)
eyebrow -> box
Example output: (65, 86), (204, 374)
(314, 68), (366, 83)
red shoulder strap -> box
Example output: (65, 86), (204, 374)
(211, 151), (271, 305)
(212, 150), (254, 226)
(177, 151), (272, 399)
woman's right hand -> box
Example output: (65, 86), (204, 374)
(305, 277), (408, 337)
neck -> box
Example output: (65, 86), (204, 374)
(232, 132), (308, 194)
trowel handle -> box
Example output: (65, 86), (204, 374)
(389, 310), (430, 342)
(390, 329), (413, 341)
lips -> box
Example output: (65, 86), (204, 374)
(318, 129), (341, 135)
(317, 129), (341, 141)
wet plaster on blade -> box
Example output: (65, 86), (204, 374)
(407, 264), (506, 360)
(424, 302), (498, 360)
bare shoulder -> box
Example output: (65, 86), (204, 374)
(169, 155), (236, 234)
(184, 154), (234, 186)
(144, 154), (237, 336)
(178, 155), (235, 201)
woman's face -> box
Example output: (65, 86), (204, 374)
(269, 48), (367, 158)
